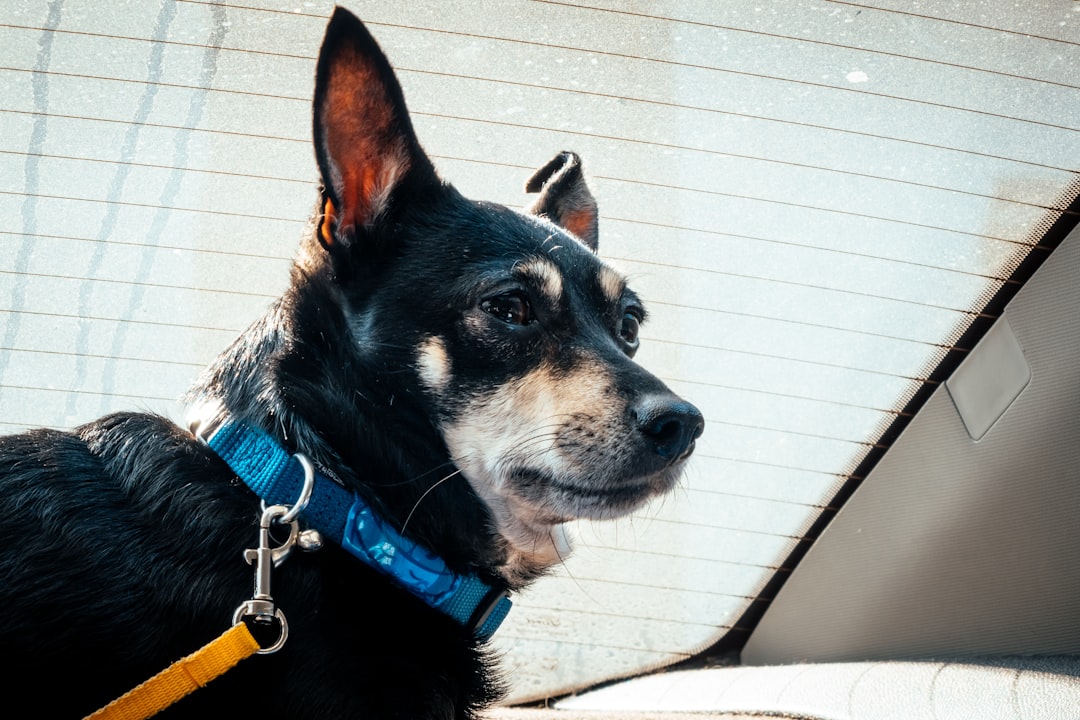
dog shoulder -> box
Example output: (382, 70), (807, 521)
(0, 413), (248, 533)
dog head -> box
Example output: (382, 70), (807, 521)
(301, 8), (703, 582)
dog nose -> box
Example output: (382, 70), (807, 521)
(635, 396), (705, 461)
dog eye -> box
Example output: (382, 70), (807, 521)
(620, 310), (642, 350)
(481, 293), (534, 326)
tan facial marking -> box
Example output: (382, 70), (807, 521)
(598, 264), (626, 305)
(440, 359), (620, 583)
(416, 335), (451, 393)
(516, 257), (563, 307)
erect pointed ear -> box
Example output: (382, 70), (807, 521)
(524, 151), (599, 252)
(312, 7), (436, 249)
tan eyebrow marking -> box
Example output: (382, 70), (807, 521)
(597, 264), (626, 304)
(516, 257), (564, 306)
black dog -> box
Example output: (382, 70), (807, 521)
(0, 8), (703, 719)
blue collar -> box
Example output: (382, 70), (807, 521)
(193, 414), (511, 639)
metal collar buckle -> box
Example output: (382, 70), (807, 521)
(188, 402), (228, 446)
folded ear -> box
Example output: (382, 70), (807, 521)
(524, 151), (599, 252)
(312, 7), (436, 249)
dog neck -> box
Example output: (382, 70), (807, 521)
(186, 404), (513, 637)
(473, 490), (573, 586)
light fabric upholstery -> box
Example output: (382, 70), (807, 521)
(490, 658), (1080, 720)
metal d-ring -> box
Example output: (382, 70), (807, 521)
(279, 453), (315, 525)
(256, 454), (317, 564)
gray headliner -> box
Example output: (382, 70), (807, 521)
(743, 225), (1080, 664)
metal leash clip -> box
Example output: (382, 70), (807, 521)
(233, 504), (295, 654)
(233, 453), (319, 655)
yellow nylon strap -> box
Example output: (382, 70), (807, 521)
(84, 622), (261, 720)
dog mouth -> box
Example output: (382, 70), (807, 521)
(550, 478), (651, 504)
(511, 467), (673, 522)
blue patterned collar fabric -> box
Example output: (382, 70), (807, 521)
(199, 416), (511, 639)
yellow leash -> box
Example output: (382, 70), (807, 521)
(86, 500), (306, 719)
(82, 442), (317, 720)
(84, 622), (260, 720)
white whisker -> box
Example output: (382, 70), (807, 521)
(401, 468), (462, 535)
